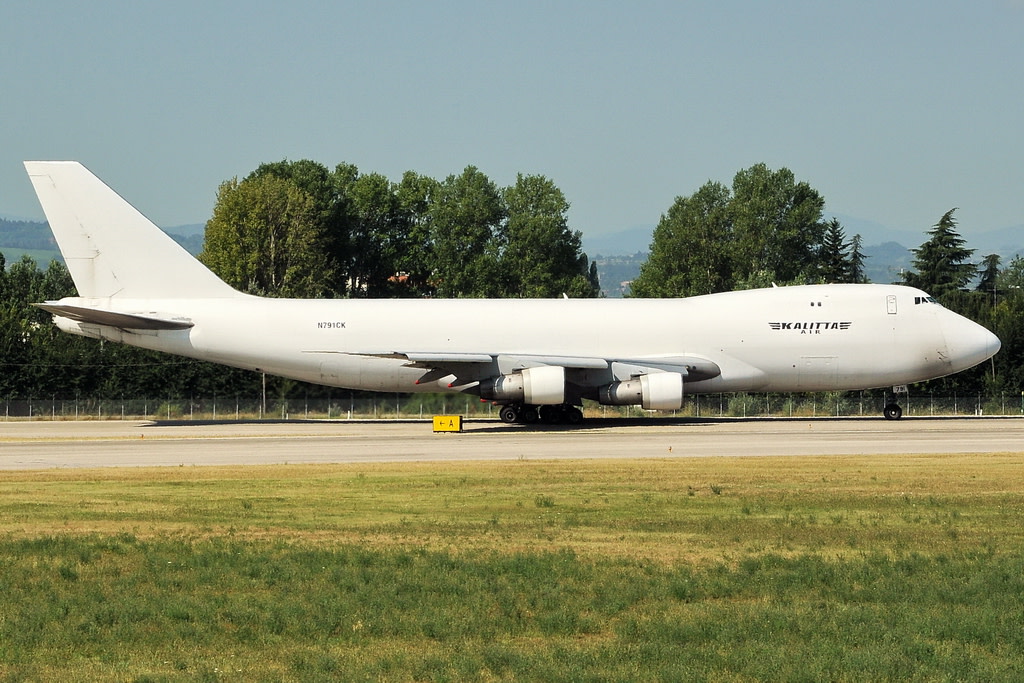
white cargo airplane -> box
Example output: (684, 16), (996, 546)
(25, 161), (1000, 424)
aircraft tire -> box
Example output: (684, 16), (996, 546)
(539, 405), (561, 424)
(499, 405), (519, 423)
(520, 406), (540, 423)
(883, 403), (903, 420)
(565, 406), (584, 424)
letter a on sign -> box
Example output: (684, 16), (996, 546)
(432, 415), (463, 433)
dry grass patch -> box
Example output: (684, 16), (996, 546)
(2, 453), (1022, 564)
(2, 453), (1024, 681)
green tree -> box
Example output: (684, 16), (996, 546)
(345, 172), (404, 297)
(976, 253), (1001, 303)
(0, 257), (92, 398)
(631, 181), (732, 297)
(428, 167), (506, 298)
(249, 159), (349, 296)
(729, 164), (825, 285)
(997, 255), (1024, 295)
(392, 171), (439, 297)
(902, 208), (976, 299)
(817, 218), (850, 283)
(632, 164), (825, 297)
(586, 259), (601, 296)
(500, 174), (598, 298)
(987, 295), (1024, 390)
(201, 175), (333, 297)
(847, 234), (868, 283)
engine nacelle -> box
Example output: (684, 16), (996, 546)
(598, 372), (684, 410)
(479, 365), (566, 405)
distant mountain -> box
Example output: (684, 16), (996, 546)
(971, 224), (1024, 258)
(583, 216), (1022, 261)
(829, 213), (1024, 260)
(825, 213), (921, 250)
(169, 232), (204, 256)
(0, 217), (57, 251)
(592, 253), (646, 298)
(582, 225), (653, 258)
(862, 242), (913, 284)
(0, 218), (204, 262)
(581, 217), (1024, 295)
(166, 223), (206, 237)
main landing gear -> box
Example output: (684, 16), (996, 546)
(498, 403), (584, 425)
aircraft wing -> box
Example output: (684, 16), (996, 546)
(338, 350), (721, 386)
(34, 302), (194, 331)
(398, 352), (610, 369)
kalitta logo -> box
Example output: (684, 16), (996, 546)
(769, 322), (851, 335)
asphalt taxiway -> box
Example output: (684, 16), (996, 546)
(1, 417), (1021, 470)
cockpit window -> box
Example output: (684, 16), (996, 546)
(914, 296), (940, 305)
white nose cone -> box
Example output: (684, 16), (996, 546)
(943, 315), (1000, 372)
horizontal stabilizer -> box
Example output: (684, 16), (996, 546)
(34, 303), (194, 330)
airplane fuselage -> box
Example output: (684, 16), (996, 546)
(25, 161), (1000, 424)
(48, 283), (996, 399)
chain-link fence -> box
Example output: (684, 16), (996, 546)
(4, 391), (1022, 421)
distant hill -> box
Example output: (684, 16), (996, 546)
(166, 223), (206, 238)
(0, 218), (204, 265)
(0, 218), (61, 264)
(582, 225), (653, 259)
(862, 242), (912, 284)
(170, 232), (204, 256)
(592, 253), (646, 297)
(581, 219), (1024, 295)
(972, 224), (1024, 258)
(0, 218), (57, 251)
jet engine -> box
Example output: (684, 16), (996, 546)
(479, 365), (566, 405)
(598, 372), (684, 410)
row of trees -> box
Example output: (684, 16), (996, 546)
(900, 209), (1024, 393)
(630, 165), (1021, 394)
(2, 161), (1020, 402)
(0, 253), (261, 400)
(200, 161), (600, 299)
(631, 164), (867, 297)
(2, 160), (601, 400)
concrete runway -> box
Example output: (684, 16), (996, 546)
(1, 416), (1022, 470)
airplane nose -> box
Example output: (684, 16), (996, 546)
(942, 314), (1000, 371)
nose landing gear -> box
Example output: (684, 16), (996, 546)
(883, 403), (903, 420)
(884, 385), (908, 420)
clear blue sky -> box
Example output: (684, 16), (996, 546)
(2, 1), (1022, 241)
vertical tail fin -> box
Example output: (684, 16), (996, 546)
(24, 161), (239, 299)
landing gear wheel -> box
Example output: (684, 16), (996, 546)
(883, 403), (903, 420)
(539, 405), (560, 424)
(496, 403), (584, 426)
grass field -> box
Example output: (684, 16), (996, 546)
(2, 454), (1023, 681)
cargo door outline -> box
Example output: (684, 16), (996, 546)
(797, 355), (839, 390)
